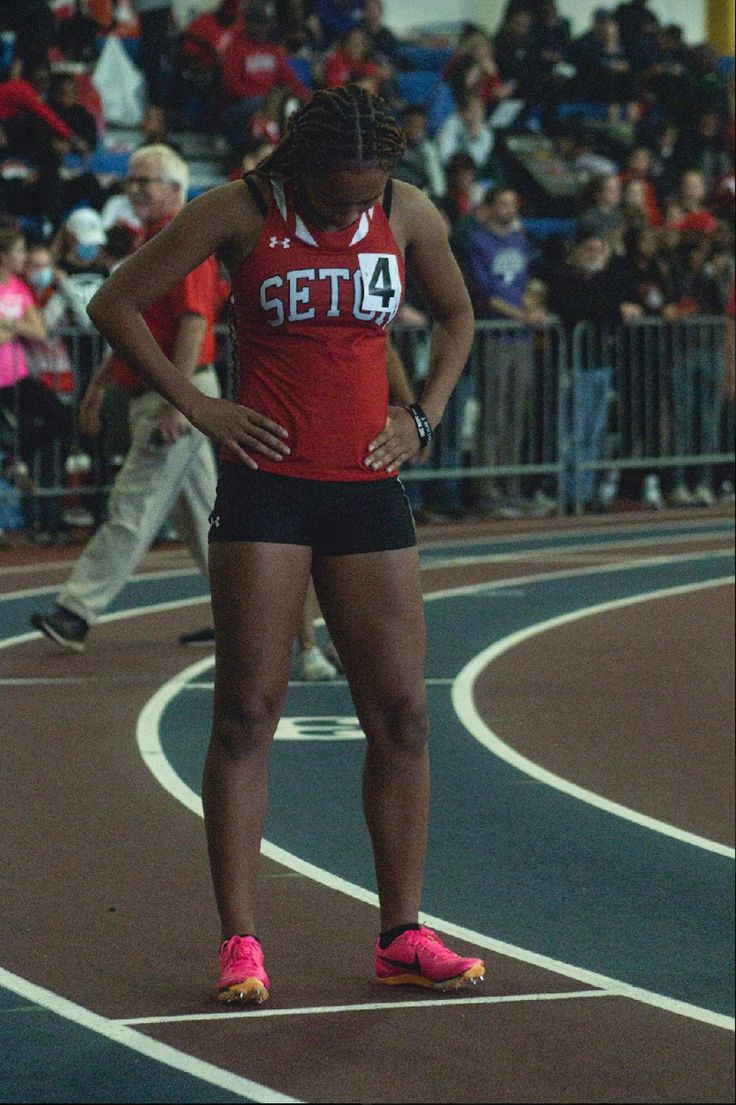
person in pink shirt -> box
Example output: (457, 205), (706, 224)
(0, 225), (72, 495)
(219, 0), (310, 154)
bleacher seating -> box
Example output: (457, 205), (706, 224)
(396, 70), (441, 107)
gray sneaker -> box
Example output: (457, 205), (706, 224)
(30, 607), (88, 652)
(299, 646), (338, 681)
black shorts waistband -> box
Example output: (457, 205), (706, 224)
(209, 464), (416, 556)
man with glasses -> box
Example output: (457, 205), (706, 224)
(30, 144), (224, 651)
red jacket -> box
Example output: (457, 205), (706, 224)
(323, 49), (379, 88)
(220, 37), (310, 103)
(0, 78), (74, 141)
(183, 12), (245, 65)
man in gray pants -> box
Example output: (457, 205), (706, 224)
(31, 144), (222, 651)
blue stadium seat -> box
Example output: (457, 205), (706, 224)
(396, 70), (441, 107)
(425, 79), (455, 136)
(286, 55), (313, 88)
(394, 44), (453, 72)
(87, 149), (131, 176)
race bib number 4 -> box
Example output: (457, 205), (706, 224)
(358, 253), (402, 319)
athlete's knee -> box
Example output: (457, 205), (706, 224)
(363, 691), (429, 757)
(212, 692), (282, 757)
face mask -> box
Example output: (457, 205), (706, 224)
(28, 266), (54, 290)
(76, 243), (100, 263)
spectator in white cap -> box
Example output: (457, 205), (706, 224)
(63, 207), (108, 267)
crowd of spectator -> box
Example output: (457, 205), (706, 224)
(0, 0), (734, 536)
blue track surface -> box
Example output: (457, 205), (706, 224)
(159, 551), (735, 1017)
(2, 518), (734, 1102)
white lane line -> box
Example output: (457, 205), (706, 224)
(0, 518), (728, 580)
(0, 967), (301, 1104)
(417, 516), (734, 552)
(179, 677), (459, 691)
(117, 989), (613, 1025)
(0, 552), (193, 579)
(7, 548), (732, 655)
(0, 566), (203, 603)
(135, 565), (736, 1033)
(3, 534), (732, 603)
(452, 576), (735, 860)
(0, 595), (210, 651)
(0, 677), (455, 689)
(5, 549), (734, 1043)
(423, 534), (734, 570)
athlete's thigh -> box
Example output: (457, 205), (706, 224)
(209, 541), (313, 705)
(312, 545), (427, 705)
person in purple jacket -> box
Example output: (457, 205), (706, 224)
(464, 187), (549, 505)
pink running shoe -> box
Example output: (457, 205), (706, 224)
(217, 935), (270, 1004)
(375, 926), (485, 991)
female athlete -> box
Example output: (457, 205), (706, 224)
(88, 85), (485, 1003)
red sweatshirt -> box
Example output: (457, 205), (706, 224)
(0, 78), (74, 141)
(220, 37), (310, 103)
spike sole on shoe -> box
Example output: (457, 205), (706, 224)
(217, 979), (269, 1004)
(376, 963), (485, 990)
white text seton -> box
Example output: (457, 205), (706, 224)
(259, 258), (402, 329)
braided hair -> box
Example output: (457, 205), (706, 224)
(256, 85), (407, 182)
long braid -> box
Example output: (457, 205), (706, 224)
(256, 85), (407, 182)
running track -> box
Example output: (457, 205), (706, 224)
(0, 509), (733, 1103)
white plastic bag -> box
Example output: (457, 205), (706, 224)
(92, 36), (145, 126)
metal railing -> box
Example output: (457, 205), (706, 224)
(568, 316), (733, 511)
(1, 317), (733, 532)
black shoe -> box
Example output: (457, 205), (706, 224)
(30, 606), (88, 652)
(178, 626), (215, 646)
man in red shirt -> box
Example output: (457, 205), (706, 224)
(219, 0), (310, 154)
(31, 144), (224, 650)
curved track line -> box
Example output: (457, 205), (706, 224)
(135, 588), (734, 1032)
(0, 967), (300, 1104)
(453, 576), (735, 859)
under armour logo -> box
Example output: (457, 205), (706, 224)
(269, 236), (291, 249)
(209, 513), (221, 528)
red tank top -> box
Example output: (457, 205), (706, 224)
(230, 177), (405, 480)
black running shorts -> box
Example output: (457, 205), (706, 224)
(209, 463), (416, 556)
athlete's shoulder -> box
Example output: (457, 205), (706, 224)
(389, 179), (446, 244)
(183, 179), (268, 268)
(390, 179), (439, 217)
(188, 178), (266, 226)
